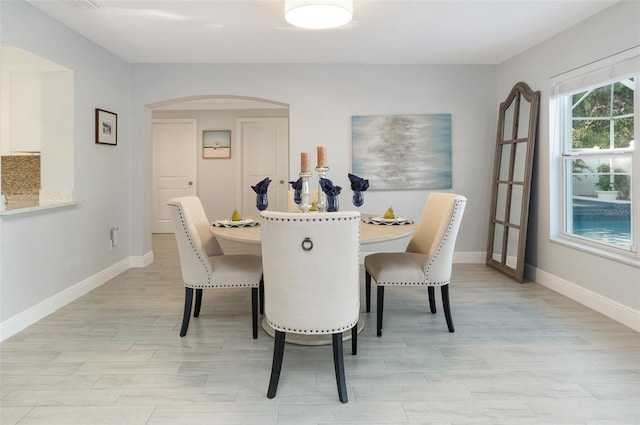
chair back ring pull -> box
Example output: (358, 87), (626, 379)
(301, 237), (313, 251)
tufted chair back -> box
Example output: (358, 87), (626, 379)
(406, 193), (467, 284)
(167, 196), (224, 287)
(260, 211), (360, 334)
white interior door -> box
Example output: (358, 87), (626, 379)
(239, 118), (289, 215)
(152, 119), (197, 233)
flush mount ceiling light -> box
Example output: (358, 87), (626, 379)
(284, 0), (353, 29)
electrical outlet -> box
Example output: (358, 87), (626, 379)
(109, 226), (119, 248)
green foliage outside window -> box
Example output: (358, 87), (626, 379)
(572, 80), (635, 149)
(594, 163), (630, 200)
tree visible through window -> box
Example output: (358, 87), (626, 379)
(563, 78), (635, 251)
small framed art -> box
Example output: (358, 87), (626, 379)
(95, 108), (118, 145)
(203, 130), (231, 159)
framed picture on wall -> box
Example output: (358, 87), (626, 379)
(203, 130), (231, 159)
(352, 114), (452, 190)
(95, 108), (118, 145)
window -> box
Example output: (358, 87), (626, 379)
(551, 48), (639, 260)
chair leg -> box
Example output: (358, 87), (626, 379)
(194, 288), (203, 317)
(428, 286), (436, 314)
(441, 285), (455, 333)
(251, 287), (258, 339)
(180, 287), (193, 337)
(267, 330), (286, 399)
(259, 276), (265, 315)
(352, 322), (357, 355)
(377, 286), (384, 337)
(365, 271), (372, 313)
(332, 333), (348, 403)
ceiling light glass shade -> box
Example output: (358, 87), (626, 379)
(285, 0), (353, 29)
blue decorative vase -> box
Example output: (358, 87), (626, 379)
(352, 191), (364, 207)
(294, 189), (302, 205)
(256, 193), (268, 211)
(327, 195), (339, 212)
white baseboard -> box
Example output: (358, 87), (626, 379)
(453, 251), (486, 264)
(0, 251), (154, 342)
(130, 250), (154, 268)
(525, 264), (640, 332)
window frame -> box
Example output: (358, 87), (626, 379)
(550, 48), (639, 266)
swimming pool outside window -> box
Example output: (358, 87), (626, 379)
(551, 48), (638, 260)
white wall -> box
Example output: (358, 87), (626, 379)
(0, 1), (132, 325)
(132, 64), (497, 257)
(497, 1), (640, 317)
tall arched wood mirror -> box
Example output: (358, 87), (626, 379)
(487, 82), (540, 282)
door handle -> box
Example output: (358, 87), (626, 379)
(188, 181), (193, 186)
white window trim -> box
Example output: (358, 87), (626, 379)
(549, 47), (640, 268)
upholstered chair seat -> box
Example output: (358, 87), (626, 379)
(167, 196), (263, 338)
(365, 252), (430, 283)
(364, 193), (466, 336)
(260, 211), (360, 403)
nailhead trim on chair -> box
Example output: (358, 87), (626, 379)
(261, 216), (360, 223)
(168, 201), (259, 289)
(167, 201), (211, 287)
(266, 318), (359, 334)
(185, 282), (258, 288)
(378, 198), (466, 288)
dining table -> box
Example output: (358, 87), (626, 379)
(210, 213), (416, 246)
(209, 213), (417, 345)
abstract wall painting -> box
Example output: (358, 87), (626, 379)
(352, 114), (452, 190)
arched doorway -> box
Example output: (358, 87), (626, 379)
(148, 95), (290, 233)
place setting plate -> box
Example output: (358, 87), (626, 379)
(213, 218), (259, 228)
(364, 216), (414, 225)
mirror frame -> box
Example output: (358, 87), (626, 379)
(486, 82), (540, 282)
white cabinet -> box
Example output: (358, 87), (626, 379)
(9, 73), (43, 154)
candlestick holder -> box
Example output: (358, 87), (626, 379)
(315, 166), (329, 212)
(298, 171), (312, 213)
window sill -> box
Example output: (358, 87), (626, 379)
(550, 236), (639, 269)
(0, 200), (79, 216)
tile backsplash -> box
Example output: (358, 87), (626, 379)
(1, 155), (41, 196)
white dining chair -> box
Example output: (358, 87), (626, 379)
(364, 193), (467, 336)
(260, 211), (361, 403)
(167, 196), (264, 338)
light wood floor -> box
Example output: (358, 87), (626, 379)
(1, 234), (638, 425)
